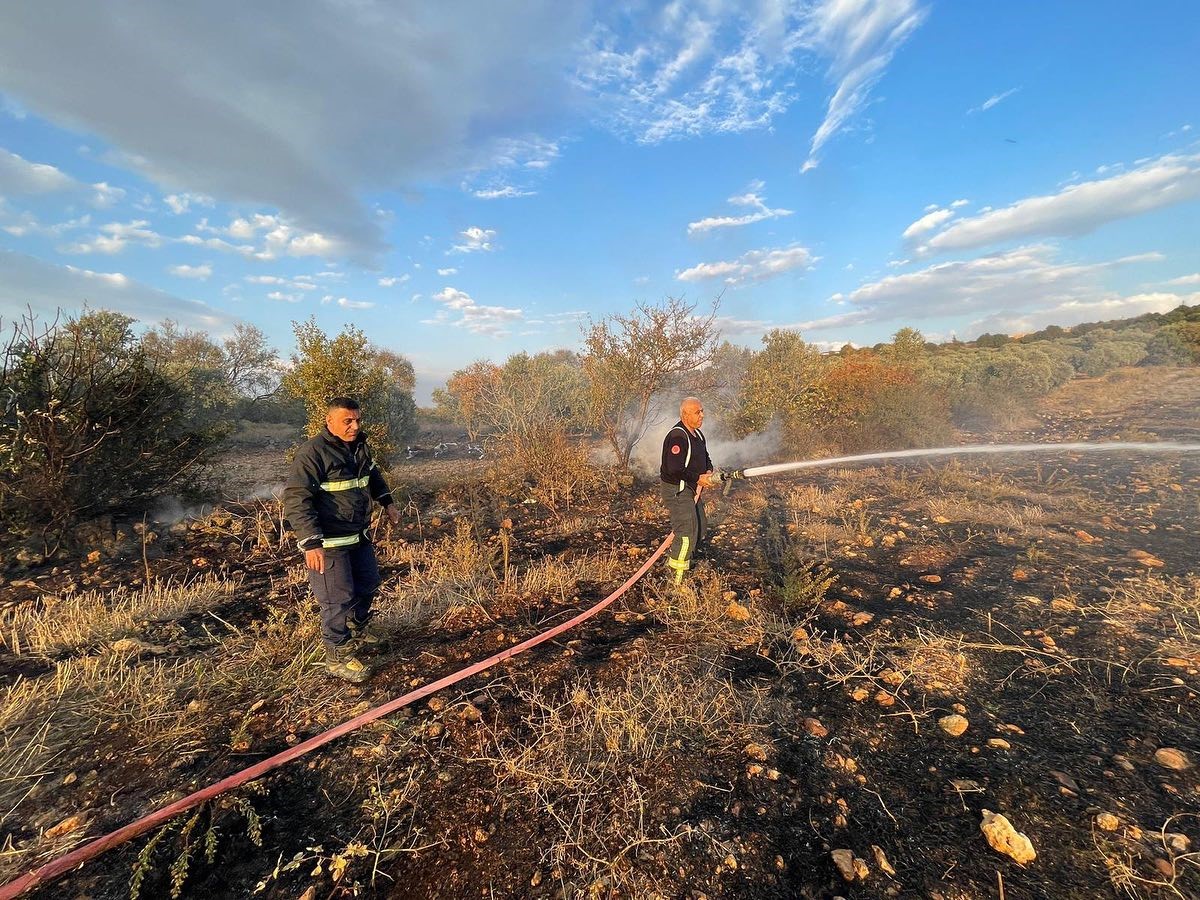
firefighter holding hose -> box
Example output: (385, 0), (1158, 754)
(660, 396), (718, 583)
(283, 397), (400, 683)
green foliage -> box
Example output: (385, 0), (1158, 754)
(0, 311), (233, 539)
(280, 317), (417, 461)
(734, 329), (828, 453)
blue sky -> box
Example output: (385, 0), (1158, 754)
(1, 1), (1198, 401)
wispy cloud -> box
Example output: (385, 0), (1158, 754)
(968, 86), (1020, 115)
(902, 207), (955, 241)
(472, 185), (536, 199)
(687, 181), (793, 234)
(337, 297), (374, 310)
(918, 153), (1200, 254)
(0, 147), (78, 193)
(378, 274), (410, 287)
(810, 244), (1165, 332)
(676, 244), (815, 285)
(451, 226), (497, 253)
(430, 286), (522, 335)
(168, 263), (212, 280)
(799, 0), (929, 172)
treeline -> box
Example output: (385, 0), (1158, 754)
(0, 311), (418, 544)
(434, 301), (1200, 499)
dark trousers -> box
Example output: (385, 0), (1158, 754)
(308, 539), (382, 648)
(661, 482), (706, 580)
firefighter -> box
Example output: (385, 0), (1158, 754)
(283, 397), (401, 682)
(660, 396), (717, 583)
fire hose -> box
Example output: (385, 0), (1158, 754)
(6, 439), (1200, 896)
(0, 538), (672, 898)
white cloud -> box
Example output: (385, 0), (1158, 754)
(968, 86), (1020, 115)
(805, 244), (1165, 332)
(436, 267), (457, 276)
(267, 290), (303, 303)
(901, 207), (955, 241)
(950, 198), (969, 208)
(91, 181), (126, 208)
(0, 148), (78, 193)
(921, 153), (1200, 254)
(676, 244), (815, 285)
(168, 263), (212, 280)
(969, 291), (1199, 338)
(0, 3), (587, 258)
(61, 219), (164, 254)
(0, 248), (237, 332)
(1163, 273), (1200, 287)
(798, 0), (928, 171)
(378, 274), (410, 287)
(432, 286), (522, 335)
(336, 297), (374, 310)
(164, 192), (214, 214)
(472, 185), (536, 199)
(451, 226), (497, 253)
(687, 182), (793, 234)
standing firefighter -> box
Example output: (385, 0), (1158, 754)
(283, 397), (401, 682)
(661, 396), (717, 583)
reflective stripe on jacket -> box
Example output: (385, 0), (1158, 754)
(283, 428), (394, 551)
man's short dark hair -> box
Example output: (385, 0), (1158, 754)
(327, 397), (361, 412)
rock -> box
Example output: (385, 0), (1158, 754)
(880, 669), (904, 686)
(43, 814), (87, 840)
(850, 611), (874, 626)
(1051, 771), (1081, 794)
(1074, 530), (1098, 543)
(744, 742), (768, 761)
(725, 601), (752, 622)
(987, 738), (1011, 750)
(830, 849), (869, 882)
(851, 687), (870, 702)
(874, 690), (895, 707)
(427, 697), (446, 713)
(458, 703), (482, 722)
(1166, 833), (1190, 853)
(802, 717), (829, 738)
(920, 574), (942, 584)
(473, 828), (489, 843)
(110, 638), (169, 655)
(1050, 597), (1077, 612)
(938, 714), (969, 737)
(980, 810), (1036, 864)
(871, 845), (896, 876)
(1154, 748), (1192, 770)
(1095, 812), (1119, 831)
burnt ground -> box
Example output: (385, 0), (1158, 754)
(1, 367), (1198, 899)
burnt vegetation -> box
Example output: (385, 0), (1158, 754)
(1, 300), (1199, 898)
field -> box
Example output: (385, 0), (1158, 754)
(2, 368), (1198, 899)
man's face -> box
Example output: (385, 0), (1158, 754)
(681, 401), (704, 431)
(326, 407), (362, 442)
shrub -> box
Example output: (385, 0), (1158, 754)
(280, 317), (417, 461)
(0, 312), (229, 541)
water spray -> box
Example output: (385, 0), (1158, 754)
(726, 441), (1200, 482)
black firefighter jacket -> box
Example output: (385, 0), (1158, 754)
(283, 428), (394, 551)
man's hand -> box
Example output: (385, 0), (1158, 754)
(698, 471), (716, 489)
(385, 505), (401, 526)
(304, 547), (326, 573)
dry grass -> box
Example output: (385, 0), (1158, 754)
(2, 575), (238, 657)
(473, 656), (764, 894)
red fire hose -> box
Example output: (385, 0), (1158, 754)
(0, 536), (672, 898)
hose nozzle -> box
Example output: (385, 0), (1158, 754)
(709, 468), (745, 495)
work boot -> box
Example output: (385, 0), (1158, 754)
(324, 643), (371, 683)
(347, 617), (386, 652)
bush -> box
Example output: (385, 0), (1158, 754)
(0, 312), (229, 541)
(280, 317), (417, 461)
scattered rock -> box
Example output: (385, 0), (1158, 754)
(980, 809), (1036, 864)
(1154, 748), (1192, 771)
(938, 714), (969, 737)
(871, 844), (896, 876)
(110, 637), (169, 656)
(1050, 597), (1077, 612)
(1166, 833), (1191, 854)
(830, 849), (869, 882)
(427, 697), (446, 713)
(458, 703), (482, 723)
(725, 601), (752, 622)
(850, 687), (870, 702)
(873, 690), (895, 707)
(744, 742), (768, 762)
(1095, 813), (1120, 832)
(802, 717), (829, 738)
(850, 611), (874, 626)
(1051, 771), (1081, 795)
(473, 828), (489, 843)
(43, 814), (87, 841)
(1074, 530), (1099, 543)
(987, 739), (1011, 751)
(920, 574), (942, 584)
